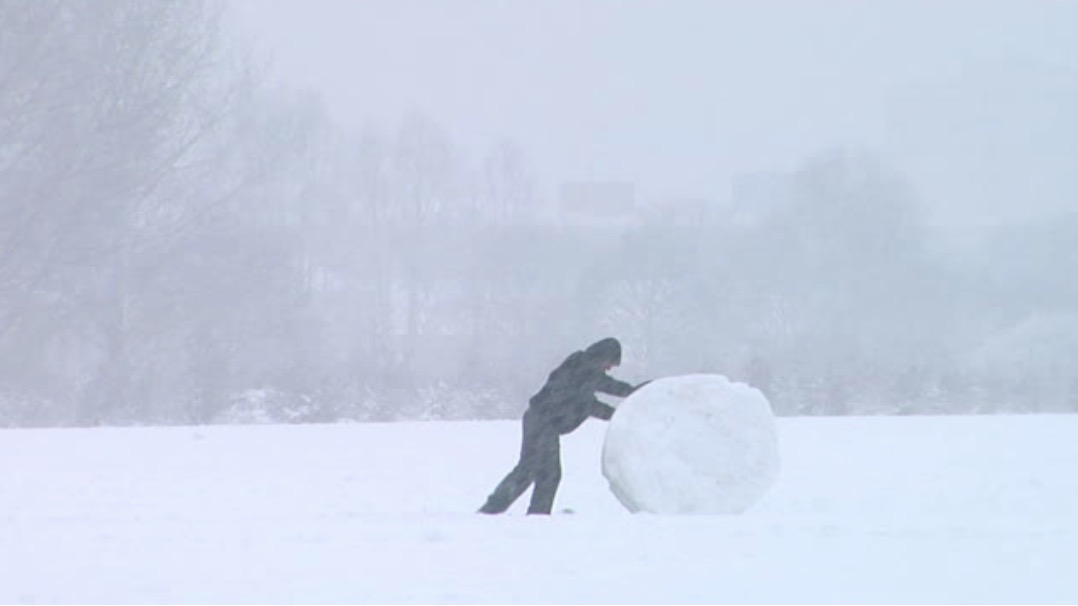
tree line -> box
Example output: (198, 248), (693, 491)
(2, 0), (1076, 426)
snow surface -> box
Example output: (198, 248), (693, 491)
(2, 414), (1078, 604)
(602, 374), (780, 514)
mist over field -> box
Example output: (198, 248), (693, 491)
(2, 1), (1077, 426)
(4, 5), (1078, 604)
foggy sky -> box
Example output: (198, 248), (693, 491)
(227, 1), (1078, 229)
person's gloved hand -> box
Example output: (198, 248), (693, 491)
(630, 380), (652, 394)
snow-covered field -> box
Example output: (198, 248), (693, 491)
(2, 414), (1076, 604)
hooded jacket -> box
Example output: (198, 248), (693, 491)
(527, 339), (635, 434)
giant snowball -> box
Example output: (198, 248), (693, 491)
(601, 374), (781, 514)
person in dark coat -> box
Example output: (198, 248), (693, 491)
(478, 337), (648, 515)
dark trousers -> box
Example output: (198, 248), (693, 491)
(479, 408), (562, 515)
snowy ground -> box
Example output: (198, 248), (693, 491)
(2, 414), (1077, 604)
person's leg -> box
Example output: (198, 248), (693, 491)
(526, 429), (562, 515)
(478, 410), (542, 513)
(478, 464), (532, 513)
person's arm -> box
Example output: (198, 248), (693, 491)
(589, 400), (616, 420)
(595, 373), (635, 398)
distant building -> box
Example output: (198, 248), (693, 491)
(648, 196), (715, 227)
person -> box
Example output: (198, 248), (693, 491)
(478, 337), (648, 515)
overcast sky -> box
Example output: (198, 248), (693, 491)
(227, 1), (1078, 229)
